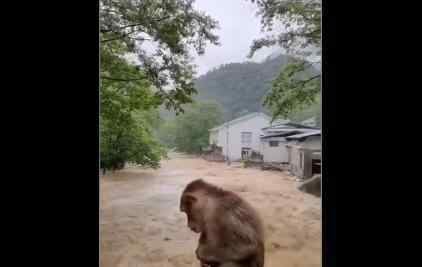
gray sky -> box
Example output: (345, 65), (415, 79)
(192, 0), (281, 76)
(125, 0), (283, 78)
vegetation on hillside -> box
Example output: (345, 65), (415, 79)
(194, 54), (288, 120)
(194, 54), (319, 122)
(157, 102), (223, 153)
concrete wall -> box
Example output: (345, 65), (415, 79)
(288, 144), (304, 178)
(301, 135), (321, 150)
(211, 115), (270, 161)
(262, 138), (289, 163)
(287, 136), (321, 179)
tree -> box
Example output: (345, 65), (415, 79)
(100, 0), (220, 171)
(288, 94), (321, 126)
(264, 59), (320, 119)
(248, 0), (321, 119)
(100, 42), (166, 172)
(100, 110), (165, 172)
(100, 0), (220, 113)
(158, 102), (223, 153)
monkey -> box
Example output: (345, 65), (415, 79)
(180, 179), (264, 267)
(180, 179), (265, 267)
(197, 232), (248, 267)
(297, 175), (321, 197)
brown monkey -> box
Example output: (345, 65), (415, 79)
(197, 232), (246, 267)
(180, 179), (265, 267)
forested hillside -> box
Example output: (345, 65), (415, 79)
(194, 54), (287, 120)
(194, 54), (320, 123)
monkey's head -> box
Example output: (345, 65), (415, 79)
(180, 179), (211, 233)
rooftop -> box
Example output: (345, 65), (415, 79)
(209, 112), (271, 131)
(262, 122), (318, 130)
(260, 130), (303, 139)
(285, 130), (321, 141)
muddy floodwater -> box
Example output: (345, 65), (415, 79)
(100, 153), (321, 267)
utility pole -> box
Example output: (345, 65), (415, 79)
(226, 123), (230, 165)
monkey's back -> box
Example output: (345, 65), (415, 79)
(217, 190), (265, 267)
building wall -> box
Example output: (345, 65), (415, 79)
(262, 139), (289, 163)
(301, 135), (321, 150)
(289, 145), (304, 178)
(288, 136), (321, 179)
(211, 115), (269, 161)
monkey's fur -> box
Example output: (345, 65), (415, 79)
(180, 179), (265, 267)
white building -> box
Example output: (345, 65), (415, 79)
(209, 112), (271, 161)
(260, 122), (319, 164)
(285, 131), (321, 179)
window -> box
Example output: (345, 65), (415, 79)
(269, 141), (279, 147)
(241, 132), (252, 146)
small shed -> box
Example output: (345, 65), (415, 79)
(286, 131), (321, 180)
(260, 122), (318, 164)
(260, 130), (302, 163)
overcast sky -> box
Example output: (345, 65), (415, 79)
(125, 1), (283, 77)
(192, 0), (281, 76)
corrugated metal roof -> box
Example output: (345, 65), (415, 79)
(260, 130), (303, 139)
(285, 130), (321, 140)
(262, 122), (318, 130)
(264, 128), (317, 134)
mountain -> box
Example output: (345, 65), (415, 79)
(159, 54), (320, 125)
(194, 54), (319, 121)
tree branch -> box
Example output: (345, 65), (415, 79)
(301, 60), (321, 69)
(101, 23), (144, 33)
(154, 15), (171, 22)
(101, 75), (147, 82)
(295, 74), (321, 86)
(101, 29), (138, 43)
(303, 28), (321, 38)
(100, 15), (171, 33)
(128, 36), (152, 42)
(101, 29), (153, 43)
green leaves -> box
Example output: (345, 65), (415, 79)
(100, 0), (219, 113)
(264, 59), (320, 120)
(157, 102), (223, 153)
(100, 110), (166, 170)
(248, 0), (321, 58)
(248, 0), (321, 121)
(100, 45), (165, 171)
(100, 1), (220, 170)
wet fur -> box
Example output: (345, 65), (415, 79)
(181, 179), (265, 267)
